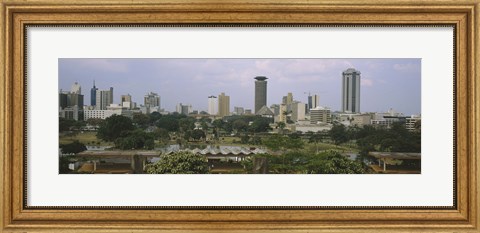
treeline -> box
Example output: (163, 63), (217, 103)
(329, 122), (421, 160)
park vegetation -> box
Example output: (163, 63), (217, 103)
(59, 111), (420, 174)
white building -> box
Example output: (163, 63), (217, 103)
(59, 105), (82, 121)
(84, 104), (133, 120)
(208, 96), (217, 115)
(405, 115), (421, 131)
(291, 101), (306, 122)
(71, 82), (81, 94)
(144, 92), (160, 108)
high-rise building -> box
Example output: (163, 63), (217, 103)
(270, 104), (280, 116)
(90, 80), (98, 106)
(59, 83), (84, 121)
(71, 82), (81, 94)
(254, 76), (268, 113)
(291, 101), (306, 122)
(121, 94), (132, 103)
(144, 92), (160, 108)
(278, 104), (287, 123)
(208, 96), (217, 115)
(218, 92), (230, 117)
(176, 103), (192, 115)
(308, 94), (320, 110)
(286, 93), (293, 105)
(59, 92), (84, 110)
(121, 94), (133, 109)
(342, 68), (361, 113)
(95, 87), (113, 110)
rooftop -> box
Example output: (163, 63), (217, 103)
(254, 76), (268, 81)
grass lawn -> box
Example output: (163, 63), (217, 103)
(59, 131), (113, 146)
(303, 142), (358, 154)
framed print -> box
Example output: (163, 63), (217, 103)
(1, 0), (479, 232)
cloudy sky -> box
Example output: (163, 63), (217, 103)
(59, 58), (421, 115)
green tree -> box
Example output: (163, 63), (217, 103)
(212, 119), (224, 129)
(149, 112), (162, 124)
(329, 123), (349, 145)
(132, 112), (150, 129)
(97, 115), (135, 141)
(308, 131), (323, 153)
(60, 140), (87, 154)
(306, 151), (366, 174)
(114, 129), (155, 150)
(276, 122), (286, 134)
(240, 134), (250, 144)
(263, 135), (304, 173)
(264, 134), (304, 152)
(191, 129), (206, 141)
(59, 155), (74, 174)
(251, 136), (262, 145)
(59, 117), (76, 132)
(156, 115), (180, 132)
(179, 117), (195, 132)
(86, 118), (104, 127)
(146, 151), (209, 174)
(249, 117), (272, 133)
(154, 128), (170, 143)
(232, 119), (248, 133)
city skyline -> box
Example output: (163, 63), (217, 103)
(59, 58), (421, 115)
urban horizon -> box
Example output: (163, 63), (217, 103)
(59, 58), (421, 115)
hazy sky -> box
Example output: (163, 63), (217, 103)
(59, 58), (421, 115)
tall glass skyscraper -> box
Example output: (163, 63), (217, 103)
(341, 68), (361, 113)
(254, 76), (268, 114)
(90, 80), (98, 106)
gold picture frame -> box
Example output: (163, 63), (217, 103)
(1, 0), (479, 231)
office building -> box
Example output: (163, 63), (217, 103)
(405, 115), (421, 131)
(121, 94), (132, 103)
(218, 92), (230, 117)
(208, 96), (217, 115)
(291, 101), (306, 122)
(176, 103), (192, 115)
(59, 92), (84, 110)
(270, 104), (280, 116)
(308, 94), (320, 110)
(234, 106), (244, 115)
(144, 92), (160, 108)
(121, 94), (133, 109)
(277, 103), (287, 123)
(59, 82), (84, 121)
(90, 80), (98, 106)
(84, 104), (133, 120)
(310, 106), (332, 124)
(95, 87), (114, 110)
(254, 76), (268, 113)
(59, 105), (83, 121)
(341, 68), (361, 113)
(71, 82), (81, 94)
